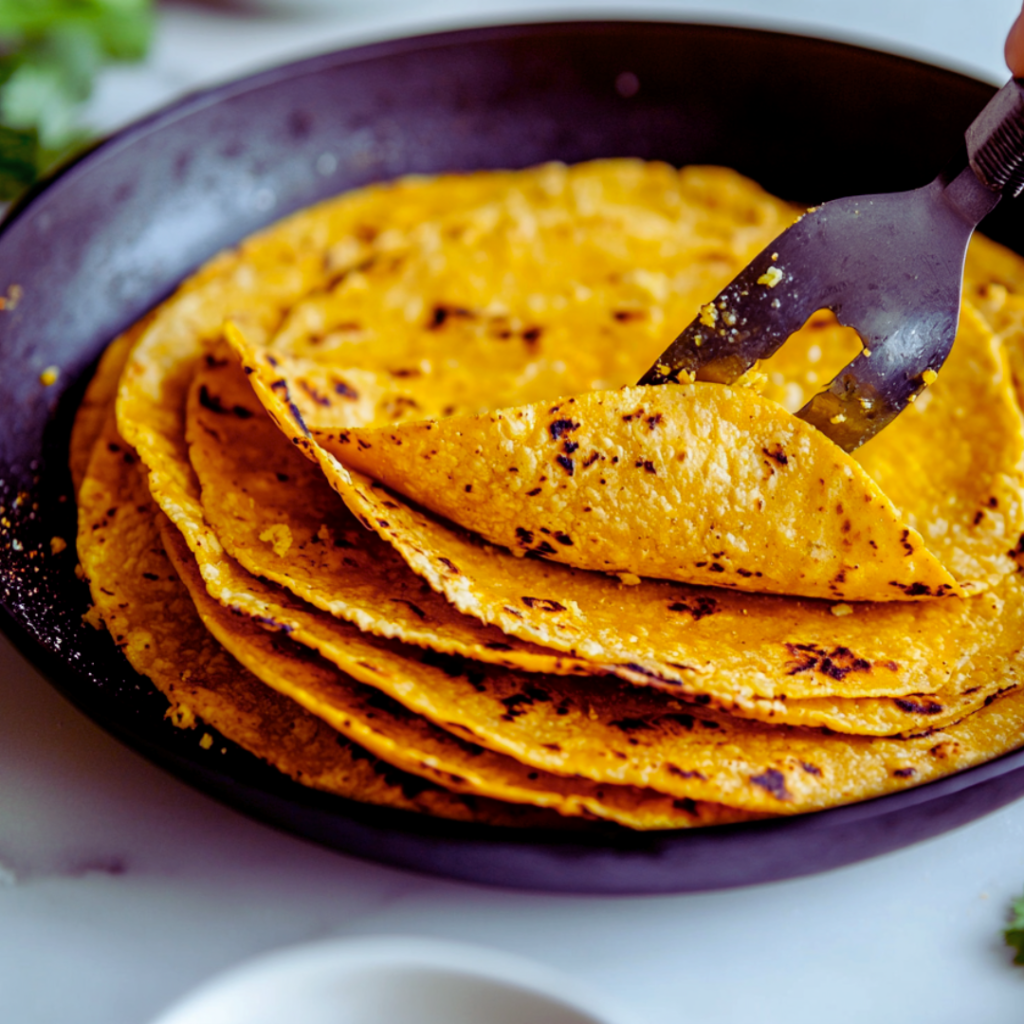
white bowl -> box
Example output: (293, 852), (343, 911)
(149, 935), (637, 1024)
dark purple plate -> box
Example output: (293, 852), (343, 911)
(2, 20), (1022, 894)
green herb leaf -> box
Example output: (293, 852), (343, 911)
(0, 0), (152, 201)
(0, 1), (153, 59)
(0, 122), (38, 200)
(1005, 890), (1024, 964)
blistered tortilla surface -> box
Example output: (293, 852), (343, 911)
(75, 409), (561, 826)
(76, 158), (1024, 830)
(326, 383), (957, 601)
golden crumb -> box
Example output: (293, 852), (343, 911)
(199, 732), (214, 750)
(830, 412), (847, 424)
(259, 523), (293, 557)
(617, 572), (642, 586)
(0, 284), (23, 311)
(757, 266), (783, 288)
(49, 536), (66, 556)
(168, 703), (197, 730)
(734, 367), (768, 390)
(39, 366), (59, 386)
(830, 603), (854, 617)
(698, 302), (718, 328)
(922, 368), (939, 385)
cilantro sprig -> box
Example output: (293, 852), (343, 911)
(0, 0), (153, 201)
(1006, 889), (1024, 963)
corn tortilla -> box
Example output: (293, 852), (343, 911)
(759, 302), (1024, 589)
(186, 351), (590, 675)
(160, 515), (757, 829)
(160, 501), (1024, 813)
(111, 307), (1017, 807)
(270, 161), (798, 402)
(234, 331), (1006, 705)
(252, 157), (1024, 597)
(326, 383), (957, 602)
(160, 367), (1024, 812)
(78, 158), (1024, 830)
(69, 318), (150, 496)
(121, 306), (990, 720)
(75, 408), (558, 826)
(190, 348), (1010, 738)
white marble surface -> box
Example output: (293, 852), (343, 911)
(6, 2), (1024, 1022)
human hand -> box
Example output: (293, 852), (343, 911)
(1007, 3), (1024, 75)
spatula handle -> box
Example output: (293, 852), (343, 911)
(966, 78), (1024, 197)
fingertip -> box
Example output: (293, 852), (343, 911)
(1008, 8), (1024, 76)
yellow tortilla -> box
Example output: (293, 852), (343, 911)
(75, 408), (560, 826)
(153, 362), (1024, 815)
(105, 312), (1011, 810)
(160, 515), (758, 829)
(971, 284), (1024, 508)
(256, 160), (1023, 599)
(189, 348), (1009, 738)
(117, 299), (992, 729)
(233, 330), (1004, 705)
(270, 161), (798, 402)
(159, 503), (1024, 813)
(83, 157), (1024, 830)
(69, 318), (151, 496)
(759, 302), (1024, 590)
(324, 383), (957, 601)
(186, 352), (589, 674)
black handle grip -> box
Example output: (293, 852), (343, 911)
(966, 78), (1024, 197)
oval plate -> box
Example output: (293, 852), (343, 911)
(2, 20), (1023, 894)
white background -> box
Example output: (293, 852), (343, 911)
(4, 1), (1024, 1021)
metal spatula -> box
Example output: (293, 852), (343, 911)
(639, 78), (1024, 451)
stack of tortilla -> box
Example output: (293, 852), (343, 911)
(72, 160), (1024, 830)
